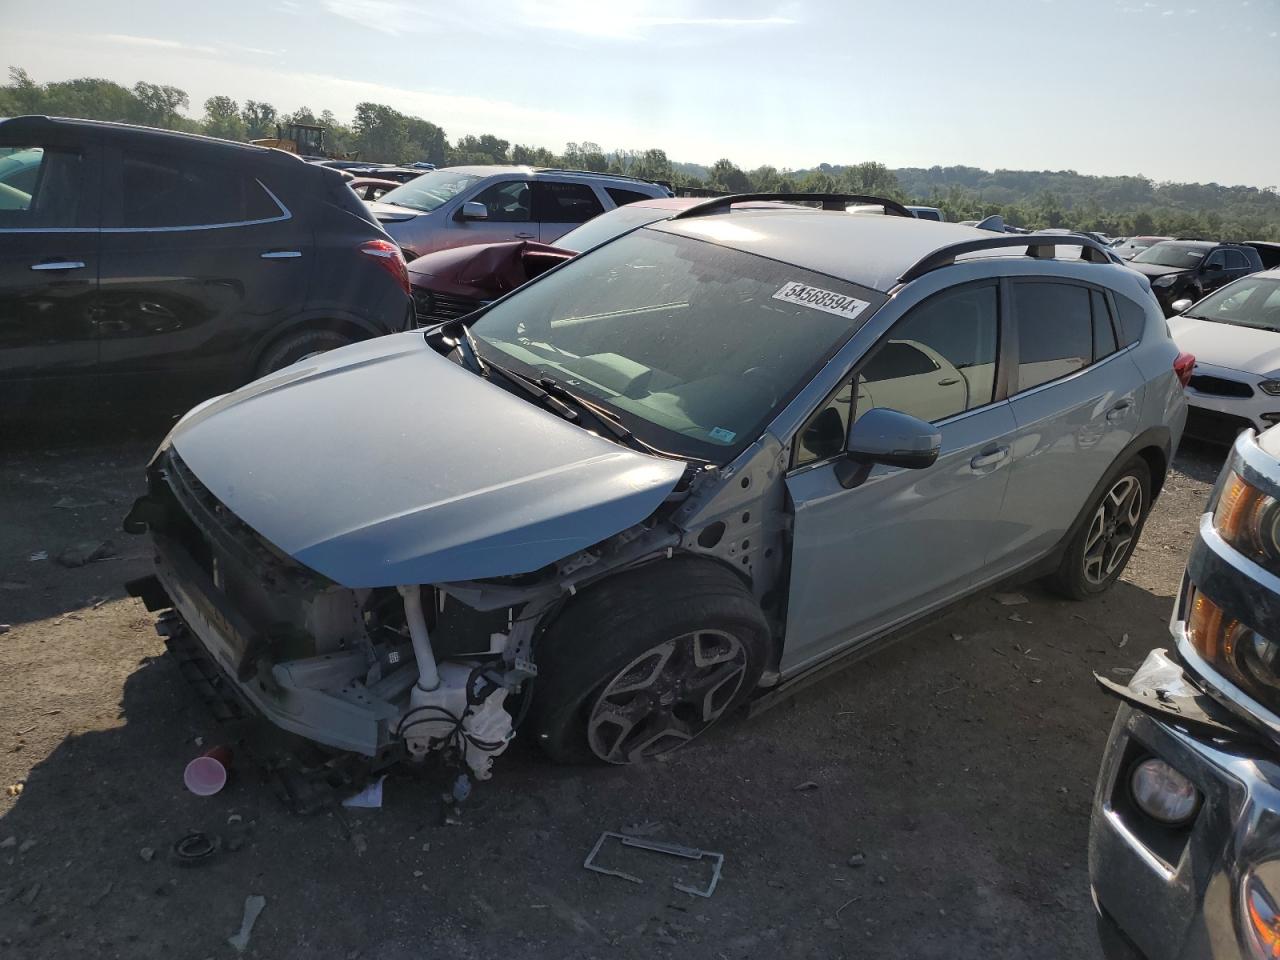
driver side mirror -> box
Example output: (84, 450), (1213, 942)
(456, 200), (489, 221)
(1171, 298), (1193, 314)
(834, 407), (942, 489)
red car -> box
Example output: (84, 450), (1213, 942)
(406, 196), (822, 324)
(348, 177), (401, 202)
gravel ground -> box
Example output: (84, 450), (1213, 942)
(0, 415), (1227, 960)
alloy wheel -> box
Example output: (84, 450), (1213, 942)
(1082, 475), (1143, 585)
(586, 630), (748, 764)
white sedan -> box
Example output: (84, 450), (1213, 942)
(1169, 268), (1280, 443)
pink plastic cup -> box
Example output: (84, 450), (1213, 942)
(183, 745), (231, 797)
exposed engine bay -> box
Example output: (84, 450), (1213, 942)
(124, 429), (788, 783)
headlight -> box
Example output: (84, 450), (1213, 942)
(1214, 470), (1280, 567)
(1152, 275), (1178, 288)
(1243, 871), (1280, 960)
(1129, 757), (1200, 825)
(1186, 585), (1280, 713)
(1260, 380), (1280, 397)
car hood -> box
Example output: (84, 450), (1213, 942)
(1169, 315), (1280, 375)
(166, 332), (686, 588)
(408, 240), (574, 298)
(1126, 261), (1187, 279)
(366, 200), (422, 223)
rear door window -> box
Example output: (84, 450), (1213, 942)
(1224, 249), (1249, 270)
(1011, 282), (1092, 392)
(112, 150), (281, 228)
(534, 182), (605, 223)
(0, 145), (88, 228)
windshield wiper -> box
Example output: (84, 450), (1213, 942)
(536, 376), (697, 461)
(482, 360), (581, 422)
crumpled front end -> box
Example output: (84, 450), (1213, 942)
(124, 442), (692, 780)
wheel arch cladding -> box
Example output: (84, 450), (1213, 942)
(1135, 444), (1168, 502)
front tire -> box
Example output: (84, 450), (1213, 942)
(529, 558), (770, 765)
(1047, 457), (1151, 600)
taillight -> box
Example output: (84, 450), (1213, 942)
(360, 239), (410, 296)
(1174, 352), (1195, 388)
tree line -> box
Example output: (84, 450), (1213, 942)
(3, 67), (1277, 241)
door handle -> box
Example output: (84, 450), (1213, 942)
(514, 232), (535, 239)
(30, 260), (86, 271)
(1107, 399), (1133, 421)
(260, 250), (302, 259)
(937, 377), (960, 386)
(970, 445), (1009, 469)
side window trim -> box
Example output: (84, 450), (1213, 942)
(100, 179), (290, 233)
(788, 278), (1003, 471)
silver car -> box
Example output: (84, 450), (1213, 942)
(366, 165), (671, 259)
(124, 197), (1188, 784)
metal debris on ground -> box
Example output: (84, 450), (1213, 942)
(27, 551), (47, 562)
(227, 894), (267, 954)
(583, 831), (725, 898)
(620, 820), (664, 837)
(172, 832), (220, 867)
(993, 592), (1030, 606)
(793, 780), (819, 792)
(341, 775), (386, 809)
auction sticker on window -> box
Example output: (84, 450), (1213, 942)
(772, 281), (870, 321)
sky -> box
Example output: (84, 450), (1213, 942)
(2, 0), (1278, 187)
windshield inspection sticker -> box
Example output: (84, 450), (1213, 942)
(772, 281), (870, 321)
(708, 427), (737, 443)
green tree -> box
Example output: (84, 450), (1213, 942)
(708, 158), (750, 193)
(511, 143), (559, 166)
(352, 101), (409, 163)
(130, 81), (189, 128)
(404, 117), (447, 165)
(202, 95), (245, 141)
(240, 100), (278, 139)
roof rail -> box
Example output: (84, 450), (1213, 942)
(533, 167), (663, 186)
(898, 233), (1115, 283)
(672, 192), (914, 219)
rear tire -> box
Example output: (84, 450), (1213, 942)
(1046, 457), (1152, 600)
(529, 558), (770, 765)
(255, 329), (355, 378)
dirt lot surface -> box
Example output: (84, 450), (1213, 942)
(0, 414), (1227, 959)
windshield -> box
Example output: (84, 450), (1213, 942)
(553, 204), (674, 253)
(1185, 276), (1280, 330)
(469, 228), (882, 461)
(378, 169), (482, 213)
(1132, 242), (1208, 269)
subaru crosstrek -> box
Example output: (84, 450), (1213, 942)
(124, 194), (1190, 782)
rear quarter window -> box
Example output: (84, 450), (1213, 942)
(113, 150), (282, 228)
(1114, 294), (1149, 347)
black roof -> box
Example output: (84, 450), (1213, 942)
(0, 115), (304, 168)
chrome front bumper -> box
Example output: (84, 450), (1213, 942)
(1089, 650), (1280, 960)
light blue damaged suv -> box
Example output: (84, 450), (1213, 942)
(125, 193), (1190, 780)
